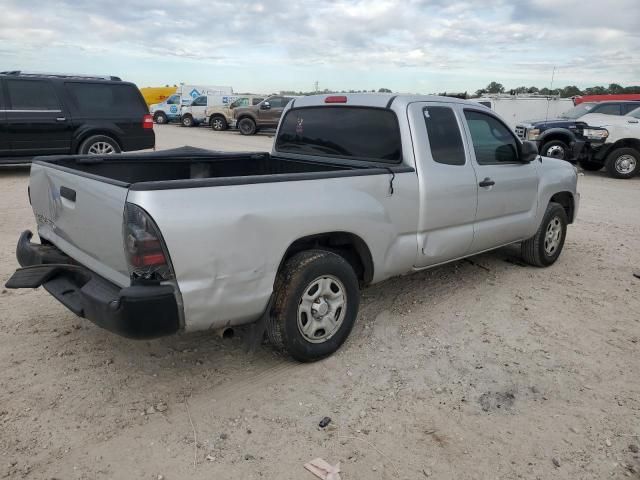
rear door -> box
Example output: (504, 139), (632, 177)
(5, 78), (73, 156)
(461, 108), (539, 253)
(29, 162), (131, 287)
(408, 102), (478, 267)
(64, 82), (150, 151)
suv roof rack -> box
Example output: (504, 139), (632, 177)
(0, 71), (122, 81)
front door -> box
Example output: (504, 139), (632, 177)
(5, 78), (72, 156)
(258, 97), (288, 127)
(461, 108), (539, 253)
(409, 102), (478, 267)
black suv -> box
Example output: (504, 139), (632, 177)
(0, 71), (154, 165)
(515, 101), (640, 160)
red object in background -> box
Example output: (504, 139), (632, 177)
(574, 94), (640, 105)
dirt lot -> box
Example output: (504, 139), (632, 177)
(1, 126), (639, 479)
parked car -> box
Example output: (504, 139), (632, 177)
(574, 106), (640, 178)
(0, 71), (154, 165)
(180, 94), (239, 127)
(206, 95), (264, 131)
(149, 84), (233, 124)
(515, 100), (640, 161)
(6, 94), (579, 362)
(232, 95), (296, 135)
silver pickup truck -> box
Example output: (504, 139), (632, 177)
(7, 94), (579, 362)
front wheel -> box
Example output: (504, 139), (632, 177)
(604, 148), (639, 179)
(238, 117), (256, 135)
(267, 250), (360, 362)
(154, 112), (168, 124)
(521, 202), (568, 267)
(210, 115), (228, 131)
(181, 115), (194, 127)
(540, 140), (570, 160)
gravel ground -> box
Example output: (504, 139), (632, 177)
(1, 126), (639, 480)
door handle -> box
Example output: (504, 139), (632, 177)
(55, 117), (66, 121)
(479, 177), (495, 187)
(60, 186), (76, 202)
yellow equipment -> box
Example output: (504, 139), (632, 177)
(140, 86), (177, 107)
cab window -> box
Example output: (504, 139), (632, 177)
(166, 94), (180, 105)
(192, 96), (207, 107)
(464, 110), (520, 165)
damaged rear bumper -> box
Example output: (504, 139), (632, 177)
(6, 231), (180, 339)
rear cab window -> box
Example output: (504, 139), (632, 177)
(64, 82), (147, 116)
(423, 106), (466, 165)
(276, 106), (402, 163)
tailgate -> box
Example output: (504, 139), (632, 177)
(29, 161), (130, 287)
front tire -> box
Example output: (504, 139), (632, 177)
(181, 114), (194, 127)
(267, 250), (360, 362)
(78, 135), (121, 155)
(210, 115), (228, 131)
(604, 147), (639, 179)
(540, 140), (570, 160)
(521, 202), (568, 267)
(238, 117), (257, 135)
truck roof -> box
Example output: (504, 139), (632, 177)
(292, 93), (480, 110)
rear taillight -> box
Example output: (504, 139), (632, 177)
(143, 114), (154, 129)
(124, 203), (174, 282)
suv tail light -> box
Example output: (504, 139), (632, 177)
(124, 203), (174, 282)
(143, 114), (154, 129)
(325, 95), (347, 103)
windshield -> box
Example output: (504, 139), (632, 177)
(229, 97), (249, 109)
(166, 94), (180, 105)
(628, 107), (640, 119)
(559, 103), (596, 119)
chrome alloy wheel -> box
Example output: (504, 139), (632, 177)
(545, 145), (565, 159)
(297, 275), (347, 343)
(87, 142), (116, 154)
(544, 216), (562, 256)
(615, 154), (637, 175)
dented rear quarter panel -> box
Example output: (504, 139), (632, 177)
(126, 172), (420, 331)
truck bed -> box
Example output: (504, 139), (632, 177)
(36, 146), (393, 191)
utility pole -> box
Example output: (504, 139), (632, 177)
(314, 81), (319, 93)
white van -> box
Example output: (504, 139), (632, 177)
(150, 84), (233, 124)
(473, 95), (574, 129)
(180, 94), (239, 127)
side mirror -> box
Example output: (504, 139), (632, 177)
(520, 140), (539, 162)
(261, 102), (271, 110)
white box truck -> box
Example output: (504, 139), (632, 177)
(473, 95), (574, 129)
(149, 84), (233, 124)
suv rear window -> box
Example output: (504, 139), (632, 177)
(276, 107), (402, 163)
(65, 82), (146, 116)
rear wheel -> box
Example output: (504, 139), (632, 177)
(238, 117), (256, 135)
(579, 160), (602, 171)
(181, 114), (194, 127)
(540, 140), (570, 160)
(154, 112), (168, 124)
(521, 202), (568, 267)
(604, 147), (639, 179)
(78, 135), (120, 155)
(210, 115), (228, 131)
(267, 250), (360, 362)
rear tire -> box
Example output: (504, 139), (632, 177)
(521, 202), (568, 267)
(154, 112), (168, 124)
(267, 250), (360, 362)
(579, 160), (602, 171)
(181, 114), (194, 127)
(78, 135), (121, 155)
(604, 147), (639, 179)
(540, 140), (570, 160)
(210, 115), (228, 131)
(238, 117), (256, 135)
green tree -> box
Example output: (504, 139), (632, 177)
(486, 81), (505, 94)
(584, 86), (607, 95)
(378, 87), (392, 93)
(561, 85), (582, 97)
(608, 83), (624, 94)
(527, 86), (539, 94)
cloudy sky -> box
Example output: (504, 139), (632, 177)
(1, 0), (638, 93)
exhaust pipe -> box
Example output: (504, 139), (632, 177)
(215, 327), (234, 339)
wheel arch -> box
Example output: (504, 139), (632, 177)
(73, 129), (123, 153)
(278, 232), (374, 286)
(606, 138), (640, 155)
(539, 129), (575, 146)
(549, 191), (575, 224)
